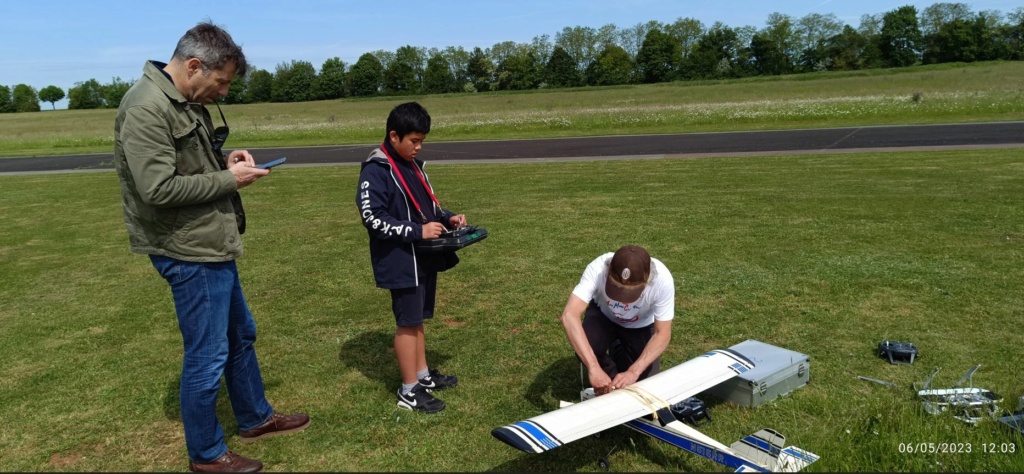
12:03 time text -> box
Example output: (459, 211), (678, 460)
(897, 442), (1016, 454)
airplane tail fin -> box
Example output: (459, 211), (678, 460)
(730, 429), (786, 470)
(775, 446), (821, 472)
(729, 429), (819, 472)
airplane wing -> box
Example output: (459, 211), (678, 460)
(492, 349), (754, 453)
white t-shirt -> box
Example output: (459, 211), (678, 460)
(571, 253), (675, 329)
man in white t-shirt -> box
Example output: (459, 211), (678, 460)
(560, 245), (675, 395)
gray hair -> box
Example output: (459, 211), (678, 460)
(171, 21), (248, 76)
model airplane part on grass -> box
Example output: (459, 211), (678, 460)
(491, 349), (820, 472)
(858, 375), (898, 388)
(915, 365), (1003, 425)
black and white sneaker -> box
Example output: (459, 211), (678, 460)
(418, 368), (458, 391)
(396, 385), (446, 413)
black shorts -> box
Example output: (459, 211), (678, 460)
(389, 272), (437, 327)
(581, 302), (660, 380)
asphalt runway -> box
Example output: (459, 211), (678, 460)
(2, 121), (1023, 174)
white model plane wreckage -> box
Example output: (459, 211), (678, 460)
(492, 349), (820, 472)
(915, 365), (1003, 425)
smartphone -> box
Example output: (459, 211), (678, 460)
(256, 157), (287, 169)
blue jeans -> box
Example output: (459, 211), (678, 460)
(150, 256), (274, 463)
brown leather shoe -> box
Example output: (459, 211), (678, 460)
(188, 451), (263, 472)
(239, 412), (311, 443)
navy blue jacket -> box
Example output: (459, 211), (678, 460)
(357, 148), (459, 289)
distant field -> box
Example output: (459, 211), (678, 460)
(1, 150), (1023, 471)
(1, 61), (1023, 158)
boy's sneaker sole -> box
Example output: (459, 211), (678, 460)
(396, 388), (446, 413)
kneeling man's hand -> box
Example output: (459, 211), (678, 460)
(590, 370), (613, 395)
(610, 370), (640, 392)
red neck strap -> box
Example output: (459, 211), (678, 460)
(380, 143), (440, 222)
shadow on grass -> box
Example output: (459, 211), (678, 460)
(524, 356), (586, 412)
(338, 329), (452, 390)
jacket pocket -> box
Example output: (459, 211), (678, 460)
(170, 203), (225, 252)
(172, 120), (205, 176)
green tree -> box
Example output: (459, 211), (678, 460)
(0, 85), (11, 113)
(102, 77), (133, 109)
(272, 60), (317, 102)
(921, 3), (975, 63)
(825, 25), (871, 70)
(239, 68), (271, 103)
(554, 26), (600, 75)
(423, 53), (456, 94)
(348, 53), (384, 97)
(684, 23), (742, 80)
(751, 33), (785, 75)
(67, 79), (104, 109)
(38, 85), (65, 110)
(585, 45), (634, 86)
(733, 25), (759, 78)
(665, 17), (706, 61)
(466, 47), (493, 92)
(879, 5), (923, 67)
(488, 41), (518, 69)
(384, 45), (422, 94)
(620, 21), (664, 59)
(12, 84), (40, 112)
(316, 57), (348, 100)
(441, 46), (471, 89)
(224, 74), (248, 104)
(855, 14), (886, 69)
(544, 46), (582, 87)
(495, 49), (540, 91)
(636, 28), (680, 83)
(751, 13), (798, 76)
(531, 34), (554, 69)
(796, 13), (844, 71)
(920, 2), (973, 37)
(998, 13), (1024, 60)
(925, 13), (1003, 63)
(595, 24), (619, 50)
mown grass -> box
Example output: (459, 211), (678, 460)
(2, 61), (1024, 158)
(1, 149), (1023, 472)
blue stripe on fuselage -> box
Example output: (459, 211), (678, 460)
(624, 419), (768, 472)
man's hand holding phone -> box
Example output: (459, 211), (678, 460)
(227, 150), (268, 189)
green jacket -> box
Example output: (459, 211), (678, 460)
(114, 61), (242, 262)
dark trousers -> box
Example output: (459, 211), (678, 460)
(581, 302), (660, 380)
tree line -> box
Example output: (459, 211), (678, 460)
(3, 2), (1023, 113)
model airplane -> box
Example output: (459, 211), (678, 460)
(915, 365), (1003, 425)
(492, 349), (820, 472)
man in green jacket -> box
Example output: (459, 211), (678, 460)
(113, 21), (308, 473)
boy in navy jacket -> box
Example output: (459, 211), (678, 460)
(356, 102), (466, 413)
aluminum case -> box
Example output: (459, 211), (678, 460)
(704, 339), (811, 408)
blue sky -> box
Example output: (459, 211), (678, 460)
(3, 0), (1019, 109)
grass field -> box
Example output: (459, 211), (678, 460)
(1, 148), (1023, 472)
(1, 61), (1024, 158)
